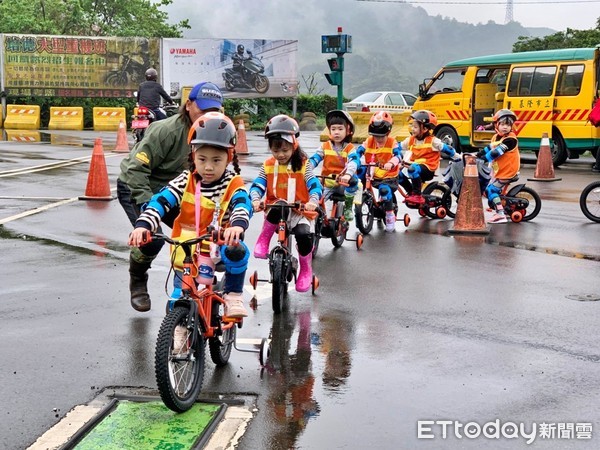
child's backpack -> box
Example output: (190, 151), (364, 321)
(589, 99), (600, 127)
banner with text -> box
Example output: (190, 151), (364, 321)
(162, 38), (298, 99)
(2, 34), (160, 98)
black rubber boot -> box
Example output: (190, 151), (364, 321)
(129, 258), (151, 312)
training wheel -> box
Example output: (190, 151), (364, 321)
(418, 208), (427, 217)
(259, 338), (270, 366)
(356, 233), (364, 250)
(403, 213), (411, 227)
(511, 210), (523, 223)
(436, 207), (447, 219)
(311, 275), (320, 295)
(249, 270), (258, 290)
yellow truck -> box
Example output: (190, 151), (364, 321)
(413, 46), (600, 166)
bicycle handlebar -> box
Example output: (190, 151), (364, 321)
(143, 228), (230, 247)
(316, 174), (349, 187)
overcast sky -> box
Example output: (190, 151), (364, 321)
(166, 1), (598, 36)
(413, 0), (598, 30)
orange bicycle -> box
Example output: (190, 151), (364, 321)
(145, 230), (267, 412)
(313, 174), (363, 255)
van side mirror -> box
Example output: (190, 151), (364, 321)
(495, 92), (505, 102)
(418, 83), (426, 98)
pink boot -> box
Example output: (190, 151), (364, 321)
(253, 220), (277, 259)
(296, 253), (313, 292)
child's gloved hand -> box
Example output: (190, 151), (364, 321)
(305, 201), (319, 212)
(451, 153), (462, 162)
(383, 162), (394, 171)
(252, 200), (263, 212)
(476, 147), (489, 159)
(476, 125), (485, 131)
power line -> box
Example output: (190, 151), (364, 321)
(356, 0), (600, 4)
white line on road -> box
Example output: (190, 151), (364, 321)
(0, 187), (117, 225)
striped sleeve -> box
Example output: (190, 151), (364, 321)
(249, 165), (267, 201)
(135, 170), (189, 231)
(304, 163), (323, 204)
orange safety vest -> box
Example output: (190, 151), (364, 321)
(171, 173), (245, 271)
(264, 156), (312, 218)
(490, 132), (520, 180)
(407, 135), (440, 172)
(363, 136), (400, 179)
(321, 141), (354, 176)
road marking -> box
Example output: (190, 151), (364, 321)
(0, 153), (122, 178)
(0, 187), (117, 225)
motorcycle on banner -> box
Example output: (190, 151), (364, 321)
(222, 50), (270, 94)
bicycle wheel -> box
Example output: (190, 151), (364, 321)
(272, 252), (287, 314)
(208, 299), (236, 367)
(155, 306), (205, 413)
(441, 190), (458, 219)
(512, 186), (541, 221)
(422, 183), (449, 219)
(355, 192), (374, 234)
(331, 203), (347, 247)
(580, 181), (600, 223)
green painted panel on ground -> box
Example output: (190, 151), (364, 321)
(75, 400), (221, 450)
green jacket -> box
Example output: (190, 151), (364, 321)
(119, 113), (191, 205)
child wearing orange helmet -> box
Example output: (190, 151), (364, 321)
(353, 111), (403, 232)
(398, 109), (460, 205)
(475, 109), (520, 224)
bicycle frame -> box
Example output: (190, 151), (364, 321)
(249, 201), (319, 312)
(154, 231), (240, 338)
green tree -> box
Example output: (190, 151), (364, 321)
(0, 0), (188, 37)
(513, 17), (600, 52)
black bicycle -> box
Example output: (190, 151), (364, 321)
(580, 180), (600, 223)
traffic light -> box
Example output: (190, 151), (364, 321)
(327, 57), (344, 71)
(325, 57), (343, 86)
(324, 71), (342, 86)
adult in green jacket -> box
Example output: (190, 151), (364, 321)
(117, 81), (224, 312)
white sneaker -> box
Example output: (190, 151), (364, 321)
(488, 212), (508, 224)
(173, 325), (188, 354)
(385, 211), (396, 232)
(224, 292), (248, 318)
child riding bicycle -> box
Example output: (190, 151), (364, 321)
(128, 112), (253, 318)
(398, 110), (460, 205)
(475, 108), (520, 224)
(250, 114), (323, 292)
(353, 111), (403, 232)
(308, 110), (359, 221)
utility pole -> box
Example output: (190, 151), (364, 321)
(505, 0), (514, 24)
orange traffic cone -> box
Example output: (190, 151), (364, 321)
(79, 138), (114, 201)
(114, 119), (130, 153)
(449, 155), (490, 235)
(235, 119), (249, 155)
(527, 132), (561, 182)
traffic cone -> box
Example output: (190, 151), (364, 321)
(113, 119), (130, 153)
(449, 155), (490, 235)
(235, 119), (249, 155)
(527, 133), (561, 182)
(79, 138), (114, 201)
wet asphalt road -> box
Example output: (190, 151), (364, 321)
(1, 129), (600, 450)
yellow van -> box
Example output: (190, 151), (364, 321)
(413, 46), (600, 166)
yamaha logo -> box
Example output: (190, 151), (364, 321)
(170, 48), (197, 55)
